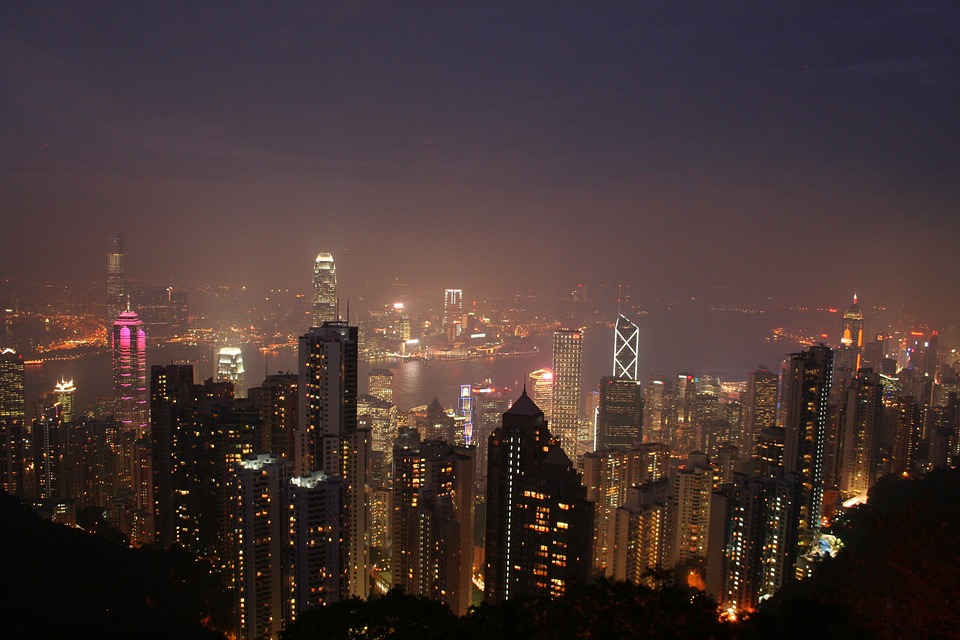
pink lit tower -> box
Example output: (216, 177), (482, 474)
(112, 302), (153, 544)
(112, 303), (148, 435)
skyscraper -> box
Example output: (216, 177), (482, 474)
(0, 348), (25, 495)
(443, 288), (463, 340)
(0, 347), (25, 421)
(552, 329), (583, 459)
(112, 307), (148, 435)
(742, 367), (778, 458)
(235, 454), (292, 640)
(392, 436), (475, 615)
(613, 314), (640, 380)
(312, 253), (337, 326)
(106, 233), (125, 321)
(484, 391), (593, 603)
(528, 369), (553, 420)
(217, 347), (245, 397)
(597, 314), (644, 449)
(368, 368), (394, 404)
(298, 321), (369, 598)
(782, 345), (833, 567)
(53, 377), (76, 424)
(837, 370), (882, 498)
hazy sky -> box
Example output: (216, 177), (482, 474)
(2, 2), (958, 306)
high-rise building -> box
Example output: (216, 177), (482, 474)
(707, 472), (800, 615)
(552, 329), (583, 459)
(613, 314), (640, 380)
(742, 367), (778, 458)
(368, 368), (394, 404)
(392, 435), (475, 615)
(0, 348), (26, 496)
(106, 233), (126, 321)
(528, 369), (553, 420)
(611, 479), (669, 586)
(288, 470), (346, 614)
(312, 253), (337, 326)
(643, 375), (673, 444)
(781, 345), (833, 567)
(0, 347), (25, 421)
(597, 377), (644, 450)
(112, 307), (148, 435)
(665, 452), (715, 573)
(484, 391), (593, 603)
(840, 294), (864, 350)
(837, 370), (883, 498)
(298, 321), (369, 598)
(443, 288), (463, 340)
(246, 373), (298, 461)
(53, 377), (76, 424)
(582, 444), (668, 576)
(235, 454), (292, 640)
(217, 347), (246, 397)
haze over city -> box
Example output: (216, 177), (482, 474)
(1, 4), (959, 640)
(2, 2), (958, 306)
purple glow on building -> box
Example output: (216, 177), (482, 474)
(112, 309), (148, 434)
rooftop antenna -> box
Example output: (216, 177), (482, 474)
(346, 298), (350, 324)
(617, 284), (622, 316)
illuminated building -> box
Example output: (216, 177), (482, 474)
(782, 345), (833, 566)
(0, 348), (25, 496)
(552, 329), (583, 459)
(298, 321), (369, 598)
(611, 479), (669, 586)
(528, 369), (553, 420)
(707, 472), (800, 614)
(368, 368), (394, 404)
(312, 253), (337, 326)
(484, 391), (593, 603)
(235, 454), (291, 640)
(357, 393), (397, 463)
(583, 444), (668, 576)
(613, 314), (640, 380)
(288, 470), (345, 614)
(892, 396), (923, 473)
(247, 373), (298, 461)
(597, 377), (644, 450)
(53, 377), (76, 424)
(151, 368), (261, 563)
(839, 294), (864, 350)
(643, 375), (673, 443)
(0, 347), (24, 420)
(837, 370), (882, 498)
(755, 426), (785, 476)
(665, 452), (715, 572)
(112, 306), (148, 435)
(217, 346), (246, 397)
(742, 367), (778, 458)
(457, 384), (474, 445)
(392, 435), (475, 615)
(106, 233), (125, 321)
(443, 288), (463, 340)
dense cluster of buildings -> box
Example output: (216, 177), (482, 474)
(2, 242), (959, 639)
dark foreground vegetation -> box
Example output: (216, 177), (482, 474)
(2, 468), (957, 639)
(0, 492), (230, 639)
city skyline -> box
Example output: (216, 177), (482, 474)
(1, 3), (958, 307)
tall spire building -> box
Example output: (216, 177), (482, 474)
(597, 315), (643, 449)
(106, 233), (126, 321)
(112, 307), (148, 435)
(312, 253), (337, 326)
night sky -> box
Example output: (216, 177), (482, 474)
(2, 2), (958, 306)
